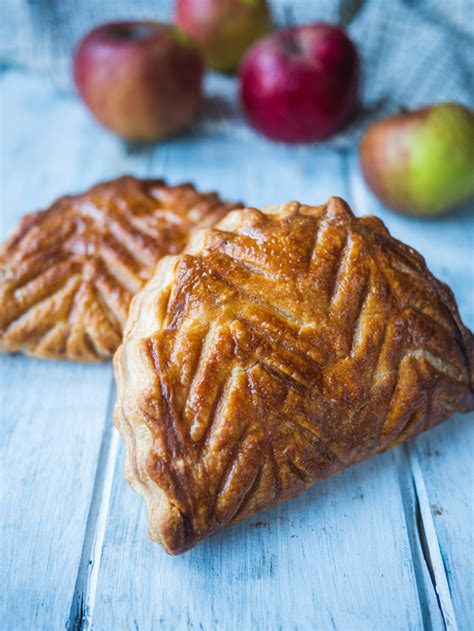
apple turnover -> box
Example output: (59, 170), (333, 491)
(0, 176), (239, 361)
(114, 196), (473, 554)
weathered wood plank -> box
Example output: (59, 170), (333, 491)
(410, 418), (474, 631)
(393, 446), (445, 631)
(408, 445), (458, 630)
(94, 450), (427, 630)
(0, 69), (154, 629)
(92, 143), (426, 631)
(0, 358), (112, 630)
(68, 142), (171, 629)
(349, 151), (474, 629)
(4, 67), (470, 631)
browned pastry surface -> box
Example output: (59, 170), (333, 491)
(114, 197), (474, 554)
(0, 176), (239, 361)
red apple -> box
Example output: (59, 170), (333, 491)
(240, 23), (359, 143)
(175, 0), (272, 73)
(73, 21), (203, 141)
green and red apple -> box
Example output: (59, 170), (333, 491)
(175, 0), (273, 73)
(73, 22), (203, 141)
(360, 103), (474, 216)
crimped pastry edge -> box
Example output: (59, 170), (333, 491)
(113, 207), (289, 554)
(113, 253), (191, 553)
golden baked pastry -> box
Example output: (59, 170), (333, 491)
(0, 176), (239, 361)
(114, 197), (473, 554)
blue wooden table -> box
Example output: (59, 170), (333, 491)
(1, 68), (473, 631)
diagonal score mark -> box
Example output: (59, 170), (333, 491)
(403, 305), (456, 343)
(328, 233), (352, 315)
(203, 257), (306, 328)
(406, 350), (462, 382)
(97, 249), (140, 298)
(193, 371), (229, 449)
(238, 315), (320, 370)
(307, 213), (334, 273)
(92, 284), (123, 337)
(100, 232), (143, 275)
(348, 275), (371, 355)
(212, 423), (249, 519)
(183, 322), (216, 422)
(4, 274), (82, 333)
(306, 223), (321, 271)
(284, 413), (342, 466)
(10, 252), (71, 297)
(218, 248), (280, 282)
(231, 463), (264, 522)
(287, 459), (311, 483)
(108, 218), (158, 268)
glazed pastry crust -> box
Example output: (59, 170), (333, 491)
(114, 197), (474, 554)
(0, 176), (239, 361)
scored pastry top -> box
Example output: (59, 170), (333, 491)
(114, 196), (473, 554)
(0, 176), (239, 361)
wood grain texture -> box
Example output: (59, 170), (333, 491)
(0, 71), (113, 629)
(1, 70), (472, 631)
(349, 152), (474, 630)
(94, 444), (426, 631)
(410, 418), (473, 630)
(93, 141), (429, 630)
(0, 357), (112, 630)
(0, 70), (154, 629)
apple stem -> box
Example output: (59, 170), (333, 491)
(284, 6), (295, 28)
(283, 6), (300, 53)
(397, 105), (410, 115)
(110, 23), (157, 41)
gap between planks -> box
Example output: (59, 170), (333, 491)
(407, 444), (458, 630)
(67, 379), (120, 631)
(346, 148), (458, 630)
(68, 147), (459, 631)
(67, 142), (170, 631)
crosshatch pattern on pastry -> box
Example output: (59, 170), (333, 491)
(114, 196), (474, 554)
(0, 176), (241, 361)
